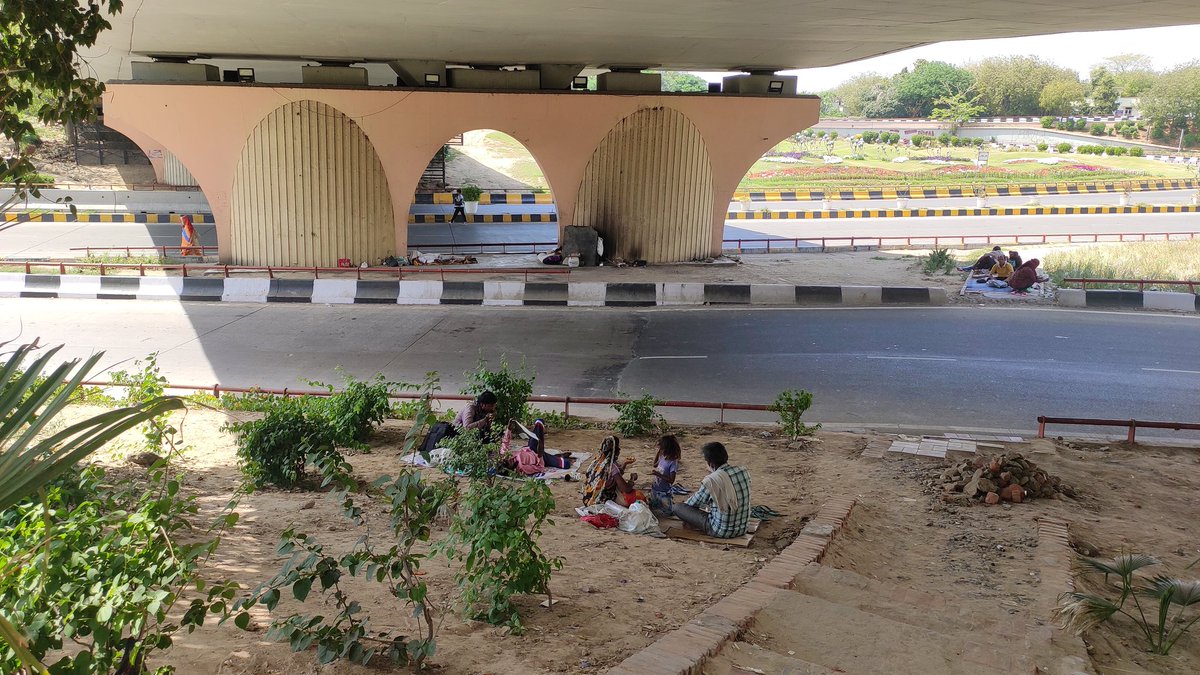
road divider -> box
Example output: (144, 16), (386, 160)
(0, 273), (948, 308)
(727, 204), (1200, 220)
(1057, 288), (1199, 313)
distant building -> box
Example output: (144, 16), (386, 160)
(1115, 97), (1141, 118)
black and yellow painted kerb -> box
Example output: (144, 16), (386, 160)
(410, 213), (558, 223)
(4, 213), (215, 224)
(414, 192), (555, 205)
(733, 179), (1200, 202)
(727, 204), (1200, 220)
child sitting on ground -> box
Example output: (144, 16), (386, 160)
(648, 435), (681, 516)
(499, 419), (571, 476)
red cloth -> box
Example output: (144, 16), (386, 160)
(1008, 258), (1040, 291)
(581, 514), (619, 529)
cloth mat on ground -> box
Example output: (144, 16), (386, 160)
(658, 517), (761, 547)
(960, 276), (1048, 300)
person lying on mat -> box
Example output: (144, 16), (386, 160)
(673, 442), (752, 538)
(962, 246), (1004, 271)
(499, 419), (571, 476)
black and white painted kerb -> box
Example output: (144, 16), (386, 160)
(0, 273), (949, 307)
(1057, 288), (1200, 313)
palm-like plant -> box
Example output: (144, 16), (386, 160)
(1057, 553), (1200, 655)
(0, 341), (185, 672)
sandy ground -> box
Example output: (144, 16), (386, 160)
(31, 127), (157, 186)
(49, 404), (1200, 674)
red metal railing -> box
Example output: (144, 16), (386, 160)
(72, 245), (220, 257)
(1063, 278), (1199, 292)
(81, 381), (775, 424)
(11, 261), (570, 281)
(1037, 416), (1200, 443)
(4, 182), (202, 192)
(721, 231), (1200, 252)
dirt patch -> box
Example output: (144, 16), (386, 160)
(55, 406), (1200, 673)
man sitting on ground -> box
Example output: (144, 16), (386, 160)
(673, 442), (752, 538)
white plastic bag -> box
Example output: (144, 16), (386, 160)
(617, 501), (659, 535)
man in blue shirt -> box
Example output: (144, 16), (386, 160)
(674, 442), (752, 538)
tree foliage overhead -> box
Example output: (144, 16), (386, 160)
(1140, 61), (1200, 134)
(1039, 78), (1086, 116)
(1101, 53), (1158, 97)
(658, 71), (709, 93)
(892, 60), (974, 117)
(0, 0), (123, 189)
(1088, 66), (1120, 116)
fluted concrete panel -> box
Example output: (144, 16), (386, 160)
(231, 100), (393, 266)
(163, 150), (198, 186)
(575, 107), (713, 263)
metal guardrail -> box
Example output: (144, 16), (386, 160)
(7, 261), (570, 281)
(72, 245), (220, 257)
(3, 182), (202, 192)
(721, 231), (1200, 252)
(1037, 416), (1200, 443)
(81, 381), (774, 424)
(1064, 278), (1199, 292)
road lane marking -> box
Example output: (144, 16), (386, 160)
(866, 356), (957, 361)
(1142, 368), (1200, 375)
(640, 355), (707, 360)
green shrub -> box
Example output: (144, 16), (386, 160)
(229, 398), (338, 488)
(463, 355), (534, 430)
(971, 137), (984, 147)
(911, 134), (930, 147)
(440, 428), (500, 480)
(771, 389), (820, 438)
(0, 463), (240, 675)
(108, 352), (170, 453)
(460, 184), (483, 201)
(921, 247), (956, 275)
(612, 391), (665, 436)
(1057, 553), (1200, 656)
(1056, 142), (1073, 153)
(1104, 146), (1118, 156)
(815, 130), (826, 138)
(440, 480), (562, 632)
(937, 132), (952, 146)
(829, 131), (839, 140)
(1041, 116), (1055, 128)
(1074, 118), (1088, 131)
(861, 130), (879, 144)
(1037, 142), (1049, 152)
(309, 373), (393, 447)
(1114, 146), (1129, 156)
(1151, 121), (1167, 139)
(1090, 123), (1107, 136)
(1129, 147), (1145, 157)
(1185, 133), (1200, 148)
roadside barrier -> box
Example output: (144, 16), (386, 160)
(722, 230), (1200, 253)
(4, 261), (569, 281)
(1037, 416), (1200, 443)
(72, 245), (220, 257)
(733, 179), (1200, 202)
(726, 204), (1200, 220)
(1063, 278), (1199, 293)
(81, 381), (775, 424)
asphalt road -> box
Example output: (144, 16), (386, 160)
(4, 299), (1197, 437)
(4, 211), (1198, 258)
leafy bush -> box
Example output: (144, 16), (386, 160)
(971, 137), (984, 147)
(109, 352), (170, 452)
(1057, 553), (1200, 656)
(441, 428), (500, 480)
(0, 462), (240, 675)
(921, 247), (957, 275)
(829, 131), (839, 140)
(1129, 147), (1145, 157)
(1090, 123), (1107, 136)
(1074, 118), (1088, 131)
(937, 132), (952, 146)
(237, 394), (454, 668)
(1037, 142), (1049, 152)
(1185, 133), (1200, 149)
(1041, 116), (1055, 128)
(1056, 142), (1073, 153)
(1104, 146), (1118, 156)
(463, 355), (534, 430)
(440, 480), (562, 632)
(861, 130), (879, 144)
(910, 134), (927, 147)
(612, 391), (665, 436)
(229, 397), (338, 488)
(308, 372), (394, 447)
(771, 389), (820, 438)
(815, 130), (826, 138)
(460, 184), (483, 201)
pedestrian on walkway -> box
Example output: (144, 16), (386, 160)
(450, 189), (466, 223)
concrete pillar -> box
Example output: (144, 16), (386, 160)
(103, 84), (819, 264)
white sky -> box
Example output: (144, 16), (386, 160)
(696, 24), (1200, 92)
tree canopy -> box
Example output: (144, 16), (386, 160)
(1088, 66), (1120, 116)
(892, 60), (974, 117)
(658, 71), (708, 93)
(1, 0), (123, 195)
(967, 56), (1078, 116)
(1140, 61), (1200, 133)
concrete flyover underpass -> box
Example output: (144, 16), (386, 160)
(3, 298), (1197, 439)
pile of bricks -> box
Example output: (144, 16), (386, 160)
(936, 453), (1074, 505)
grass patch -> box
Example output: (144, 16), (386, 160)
(1043, 240), (1200, 291)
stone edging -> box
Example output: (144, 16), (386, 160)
(1034, 517), (1094, 674)
(1058, 288), (1199, 313)
(0, 274), (948, 308)
(607, 496), (857, 675)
